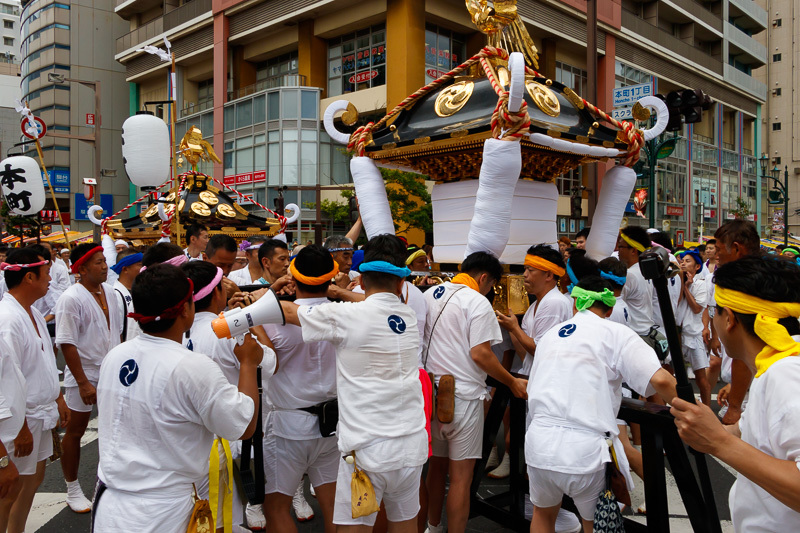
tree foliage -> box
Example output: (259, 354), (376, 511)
(730, 196), (751, 220)
(0, 200), (39, 238)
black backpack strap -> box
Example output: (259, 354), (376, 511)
(423, 285), (465, 370)
(114, 289), (128, 342)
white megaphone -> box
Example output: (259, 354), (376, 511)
(211, 289), (285, 343)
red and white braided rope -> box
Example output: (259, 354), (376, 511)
(100, 180), (172, 235)
(209, 176), (288, 232)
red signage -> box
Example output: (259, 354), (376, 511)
(676, 230), (684, 246)
(253, 171), (266, 183)
(86, 113), (95, 126)
(348, 70), (378, 84)
(223, 175), (236, 185)
(665, 206), (684, 216)
(426, 68), (448, 79)
(235, 173), (253, 184)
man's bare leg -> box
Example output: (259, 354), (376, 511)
(444, 459), (475, 533)
(530, 504), (559, 533)
(425, 456), (448, 528)
(60, 411), (90, 482)
(8, 460), (46, 533)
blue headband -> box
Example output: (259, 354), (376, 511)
(111, 253), (143, 275)
(565, 259), (579, 293)
(328, 247), (353, 253)
(599, 270), (626, 287)
(359, 260), (411, 278)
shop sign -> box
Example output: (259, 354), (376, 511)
(348, 71), (378, 84)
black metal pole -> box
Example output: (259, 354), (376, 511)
(652, 275), (693, 402)
(784, 165), (789, 246)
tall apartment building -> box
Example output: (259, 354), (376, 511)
(0, 0), (21, 168)
(754, 0), (798, 238)
(19, 0), (130, 232)
(113, 0), (767, 244)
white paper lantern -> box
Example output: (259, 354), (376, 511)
(121, 112), (171, 189)
(584, 165), (637, 261)
(0, 156), (46, 216)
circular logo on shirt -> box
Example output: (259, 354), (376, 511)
(119, 359), (139, 387)
(623, 308), (629, 322)
(387, 315), (406, 334)
(558, 324), (577, 338)
(432, 286), (445, 299)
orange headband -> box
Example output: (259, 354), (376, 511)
(289, 258), (339, 285)
(524, 255), (566, 278)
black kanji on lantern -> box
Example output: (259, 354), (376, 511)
(5, 190), (32, 211)
(0, 164), (27, 191)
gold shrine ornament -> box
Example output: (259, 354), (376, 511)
(191, 202), (211, 217)
(199, 191), (219, 206)
(435, 81), (475, 117)
(526, 81), (560, 117)
(216, 204), (237, 219)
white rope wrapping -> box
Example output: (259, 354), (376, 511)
(350, 157), (395, 238)
(584, 165), (637, 261)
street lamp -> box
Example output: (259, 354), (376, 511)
(767, 163), (790, 246)
(47, 73), (102, 242)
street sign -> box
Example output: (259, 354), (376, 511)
(21, 116), (46, 140)
(676, 230), (684, 245)
(612, 83), (653, 107)
(612, 108), (633, 120)
(656, 138), (677, 159)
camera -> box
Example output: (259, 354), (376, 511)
(639, 246), (678, 280)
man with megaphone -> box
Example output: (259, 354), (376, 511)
(212, 235), (427, 533)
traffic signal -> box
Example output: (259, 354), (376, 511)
(657, 89), (713, 132)
(273, 194), (284, 216)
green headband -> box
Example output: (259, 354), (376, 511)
(570, 286), (617, 312)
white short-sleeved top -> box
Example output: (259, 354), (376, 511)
(0, 294), (59, 425)
(730, 350), (800, 532)
(520, 286), (574, 375)
(677, 270), (708, 337)
(621, 262), (655, 336)
(0, 335), (26, 447)
(228, 267), (259, 287)
(608, 297), (630, 326)
(112, 282), (141, 342)
(422, 282), (502, 399)
(97, 334), (254, 493)
(264, 297), (337, 440)
(525, 311), (661, 483)
(55, 283), (123, 385)
(298, 292), (427, 472)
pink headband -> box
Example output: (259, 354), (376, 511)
(71, 246), (104, 274)
(193, 267), (223, 302)
(139, 253), (189, 272)
(0, 259), (49, 271)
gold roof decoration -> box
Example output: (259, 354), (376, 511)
(177, 126), (222, 169)
(466, 0), (539, 69)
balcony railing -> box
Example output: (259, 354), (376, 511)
(115, 0), (211, 55)
(692, 141), (718, 165)
(227, 74), (306, 101)
(180, 99), (213, 118)
(721, 149), (739, 171)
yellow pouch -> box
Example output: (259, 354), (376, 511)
(208, 437), (234, 533)
(350, 453), (380, 518)
(186, 484), (213, 533)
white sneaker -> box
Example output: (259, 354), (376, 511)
(487, 453), (510, 479)
(687, 366), (695, 379)
(293, 483), (314, 522)
(554, 508), (581, 533)
(425, 522), (444, 533)
(245, 502), (266, 530)
(486, 445), (500, 470)
(309, 483), (316, 498)
(65, 490), (92, 514)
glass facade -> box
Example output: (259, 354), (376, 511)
(424, 24), (465, 84)
(328, 24), (386, 97)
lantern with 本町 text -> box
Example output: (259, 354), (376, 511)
(0, 156), (46, 216)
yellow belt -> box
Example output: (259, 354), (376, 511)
(209, 437), (234, 533)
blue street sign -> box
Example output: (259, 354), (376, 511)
(74, 193), (113, 221)
(47, 168), (70, 194)
(625, 202), (637, 214)
(612, 83), (652, 107)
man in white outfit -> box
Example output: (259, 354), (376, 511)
(93, 263), (262, 533)
(55, 243), (124, 512)
(0, 333), (25, 531)
(0, 248), (69, 532)
(110, 248), (143, 342)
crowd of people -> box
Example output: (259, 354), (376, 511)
(0, 217), (798, 533)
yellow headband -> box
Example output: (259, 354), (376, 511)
(406, 249), (428, 266)
(451, 273), (480, 292)
(714, 285), (800, 377)
(289, 258), (340, 286)
(620, 232), (646, 253)
(524, 255), (566, 278)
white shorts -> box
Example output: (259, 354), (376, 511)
(682, 339), (710, 371)
(333, 458), (422, 526)
(264, 434), (339, 496)
(64, 381), (97, 413)
(431, 397), (483, 461)
(94, 486), (194, 533)
(8, 417), (53, 475)
(528, 465), (606, 521)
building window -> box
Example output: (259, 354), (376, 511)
(3, 20), (12, 29)
(255, 51), (298, 87)
(3, 37), (12, 46)
(772, 122), (781, 131)
(773, 53), (781, 62)
(774, 157), (781, 165)
(556, 61), (588, 102)
(197, 79), (212, 106)
(328, 24), (386, 97)
(774, 18), (782, 27)
(424, 24), (466, 84)
(556, 167), (583, 197)
(774, 88), (782, 96)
